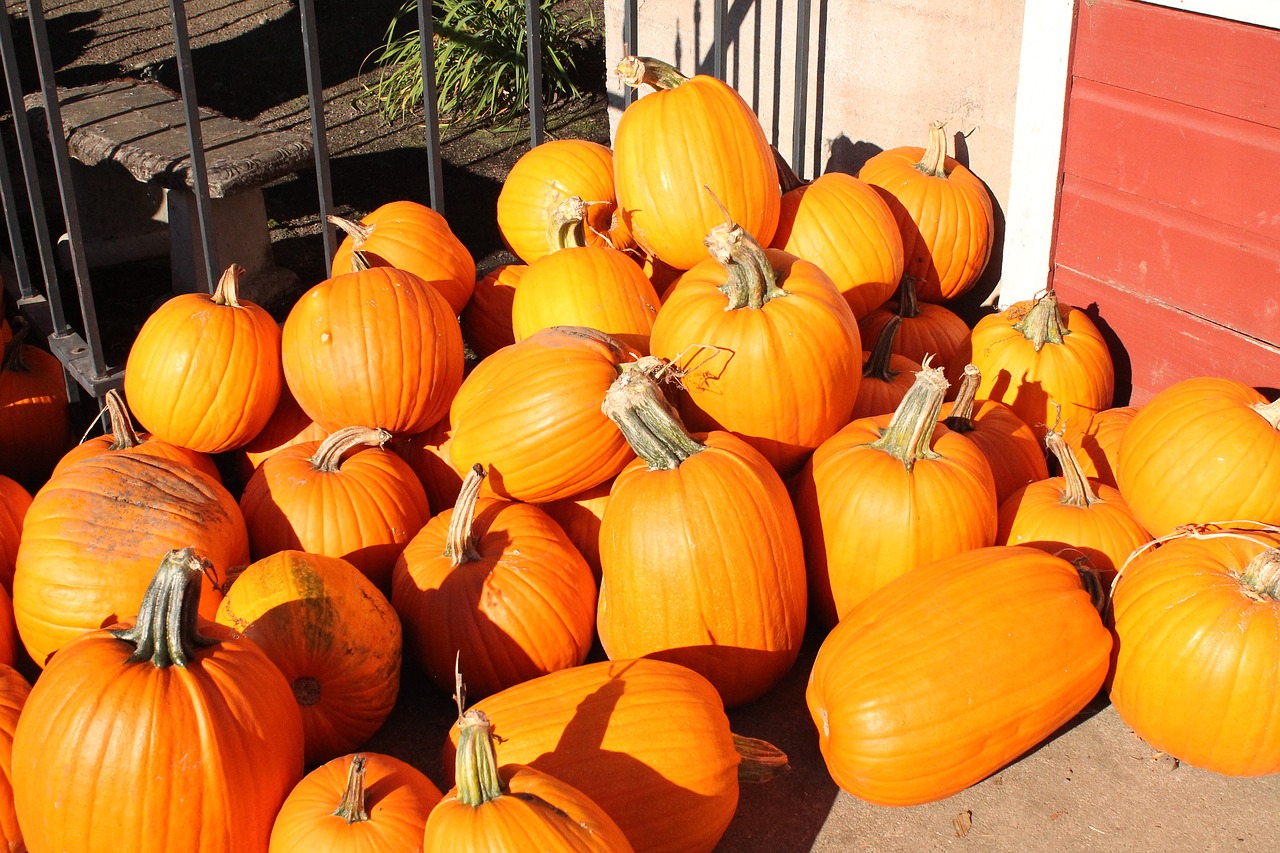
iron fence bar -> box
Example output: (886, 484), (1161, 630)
(0, 3), (66, 328)
(416, 0), (445, 213)
(0, 107), (34, 301)
(167, 0), (219, 292)
(525, 0), (544, 146)
(791, 0), (811, 179)
(622, 0), (637, 108)
(712, 0), (726, 80)
(297, 0), (336, 272)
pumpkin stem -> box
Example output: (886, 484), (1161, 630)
(867, 359), (949, 472)
(603, 357), (705, 470)
(101, 388), (145, 451)
(914, 120), (951, 179)
(772, 146), (808, 193)
(1045, 428), (1100, 508)
(704, 222), (786, 310)
(332, 754), (371, 824)
(1, 318), (33, 373)
(1254, 398), (1280, 430)
(864, 315), (904, 383)
(616, 55), (688, 91)
(547, 195), (590, 252)
(1241, 548), (1280, 599)
(453, 707), (506, 808)
(446, 464), (486, 566)
(210, 264), (247, 307)
(309, 425), (392, 473)
(733, 733), (790, 783)
(328, 214), (375, 248)
(1011, 290), (1071, 353)
(894, 275), (922, 320)
(1070, 555), (1110, 616)
(111, 547), (219, 668)
(943, 363), (981, 434)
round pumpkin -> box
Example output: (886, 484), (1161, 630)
(850, 315), (921, 420)
(0, 475), (31, 596)
(460, 263), (526, 359)
(0, 663), (28, 853)
(857, 274), (971, 385)
(230, 381), (329, 488)
(388, 418), (465, 518)
(0, 320), (70, 490)
(1061, 405), (1137, 489)
(537, 477), (613, 584)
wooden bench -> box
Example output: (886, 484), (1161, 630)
(25, 78), (313, 305)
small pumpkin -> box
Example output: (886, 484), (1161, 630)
(230, 382), (329, 488)
(388, 418), (465, 519)
(857, 274), (971, 384)
(537, 477), (613, 584)
(849, 315), (921, 420)
(0, 475), (31, 595)
(1061, 405), (1137, 489)
(460, 263), (526, 359)
(0, 319), (70, 490)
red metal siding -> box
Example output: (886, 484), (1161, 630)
(1052, 0), (1280, 404)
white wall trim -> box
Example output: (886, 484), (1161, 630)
(1137, 0), (1280, 30)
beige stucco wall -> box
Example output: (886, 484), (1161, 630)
(603, 0), (1028, 306)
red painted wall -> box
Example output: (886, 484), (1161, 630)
(1052, 0), (1280, 404)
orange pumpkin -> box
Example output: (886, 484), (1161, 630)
(0, 663), (30, 853)
(1062, 405), (1137, 489)
(12, 548), (305, 852)
(0, 320), (70, 490)
(613, 56), (780, 270)
(0, 475), (31, 596)
(849, 315), (921, 420)
(217, 550), (403, 766)
(388, 418), (465, 518)
(537, 477), (613, 584)
(124, 264), (283, 454)
(460, 263), (526, 359)
(858, 121), (994, 303)
(807, 545), (1111, 806)
(230, 381), (330, 488)
(330, 200), (475, 315)
(857, 274), (971, 385)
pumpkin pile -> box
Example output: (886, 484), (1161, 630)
(1, 54), (1278, 852)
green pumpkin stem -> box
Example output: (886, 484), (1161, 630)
(101, 388), (145, 451)
(1045, 429), (1100, 508)
(914, 120), (951, 179)
(616, 55), (689, 91)
(733, 733), (790, 784)
(332, 754), (371, 824)
(864, 315), (904, 383)
(1255, 398), (1280, 430)
(210, 264), (247, 307)
(1012, 291), (1071, 353)
(943, 364), (981, 434)
(603, 357), (704, 470)
(547, 196), (590, 251)
(111, 547), (219, 668)
(704, 223), (786, 311)
(446, 464), (486, 566)
(309, 425), (392, 473)
(453, 707), (506, 808)
(1241, 549), (1280, 599)
(868, 360), (949, 472)
(894, 275), (921, 319)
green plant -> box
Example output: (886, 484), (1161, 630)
(371, 0), (595, 128)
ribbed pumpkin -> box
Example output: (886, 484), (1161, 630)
(441, 658), (780, 853)
(497, 138), (632, 264)
(850, 315), (921, 420)
(807, 545), (1111, 806)
(427, 707), (634, 852)
(538, 477), (613, 584)
(770, 169), (904, 319)
(448, 326), (638, 502)
(1116, 378), (1280, 537)
(794, 362), (998, 627)
(12, 548), (305, 852)
(649, 222), (861, 477)
(13, 452), (247, 667)
(269, 753), (442, 853)
(1062, 405), (1137, 489)
(282, 265), (464, 436)
(216, 550), (403, 766)
(388, 418), (465, 519)
(231, 382), (329, 487)
(460, 263), (526, 359)
(239, 426), (431, 590)
(0, 588), (13, 669)
(330, 200), (475, 315)
(613, 56), (780, 270)
(0, 663), (29, 853)
(1110, 524), (1280, 776)
(0, 475), (30, 596)
(391, 465), (596, 700)
(124, 264), (283, 454)
(0, 320), (70, 490)
(857, 274), (971, 385)
(954, 290), (1115, 443)
(597, 364), (807, 708)
(857, 121), (994, 303)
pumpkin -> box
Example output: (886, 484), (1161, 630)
(0, 588), (13, 669)
(997, 428), (1151, 586)
(282, 264), (464, 436)
(13, 452), (247, 667)
(770, 170), (904, 319)
(597, 363), (807, 707)
(448, 326), (639, 502)
(649, 221), (862, 477)
(1061, 405), (1137, 489)
(330, 200), (475, 315)
(613, 56), (780, 270)
(239, 426), (431, 590)
(0, 319), (70, 490)
(388, 418), (465, 519)
(497, 138), (632, 264)
(1110, 524), (1280, 776)
(857, 274), (971, 385)
(124, 264), (283, 454)
(441, 658), (785, 853)
(849, 315), (921, 420)
(807, 544), (1111, 805)
(391, 464), (596, 700)
(216, 550), (403, 766)
(794, 361), (998, 627)
(269, 752), (442, 852)
(12, 547), (305, 852)
(857, 120), (994, 303)
(230, 381), (330, 488)
(54, 388), (222, 483)
(0, 475), (31, 595)
(953, 289), (1115, 443)
(939, 363), (1050, 507)
(0, 663), (31, 853)
(460, 263), (526, 359)
(426, 706), (634, 852)
(1115, 378), (1280, 537)
(538, 477), (613, 583)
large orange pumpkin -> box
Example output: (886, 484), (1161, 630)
(12, 548), (305, 852)
(0, 663), (29, 853)
(807, 545), (1111, 806)
(613, 56), (780, 270)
